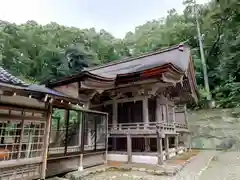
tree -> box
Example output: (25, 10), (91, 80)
(0, 0), (239, 108)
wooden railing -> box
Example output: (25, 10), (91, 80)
(175, 123), (188, 129)
(108, 122), (188, 134)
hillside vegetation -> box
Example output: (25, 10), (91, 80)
(0, 0), (239, 107)
(189, 108), (240, 150)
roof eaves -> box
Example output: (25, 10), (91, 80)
(45, 71), (114, 88)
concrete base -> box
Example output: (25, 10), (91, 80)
(107, 147), (187, 165)
(78, 166), (83, 171)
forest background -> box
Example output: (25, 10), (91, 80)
(0, 0), (239, 108)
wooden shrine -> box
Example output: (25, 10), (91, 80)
(47, 43), (198, 166)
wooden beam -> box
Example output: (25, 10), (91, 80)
(92, 95), (149, 107)
(0, 157), (42, 169)
(127, 134), (132, 164)
(157, 131), (163, 165)
(0, 104), (47, 113)
(0, 113), (45, 121)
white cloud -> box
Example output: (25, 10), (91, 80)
(0, 0), (210, 38)
(0, 0), (49, 24)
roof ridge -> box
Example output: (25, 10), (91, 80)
(87, 42), (189, 72)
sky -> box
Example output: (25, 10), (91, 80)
(0, 0), (209, 38)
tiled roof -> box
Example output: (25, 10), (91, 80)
(0, 66), (78, 102)
(87, 43), (189, 78)
(0, 66), (28, 86)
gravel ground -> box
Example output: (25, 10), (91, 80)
(78, 151), (217, 180)
(81, 171), (161, 180)
(49, 151), (240, 180)
(199, 151), (240, 180)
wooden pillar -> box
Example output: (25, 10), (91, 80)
(143, 98), (150, 151)
(105, 114), (109, 164)
(157, 131), (163, 165)
(40, 104), (52, 179)
(172, 106), (176, 124)
(188, 133), (192, 152)
(78, 112), (83, 171)
(175, 135), (179, 154)
(164, 135), (169, 160)
(127, 134), (132, 163)
(112, 101), (118, 151)
(143, 98), (149, 125)
(166, 105), (169, 123)
(78, 112), (82, 149)
(156, 97), (163, 122)
(184, 105), (189, 128)
(64, 110), (70, 155)
(17, 116), (24, 159)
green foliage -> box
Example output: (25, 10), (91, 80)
(0, 0), (239, 108)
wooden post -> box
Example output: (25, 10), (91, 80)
(143, 97), (150, 151)
(64, 110), (70, 155)
(105, 114), (108, 164)
(78, 112), (83, 171)
(157, 131), (163, 165)
(175, 135), (179, 154)
(55, 117), (60, 143)
(172, 106), (176, 124)
(26, 123), (33, 158)
(94, 117), (97, 151)
(184, 105), (189, 128)
(112, 101), (118, 151)
(156, 97), (162, 122)
(40, 104), (52, 180)
(79, 112), (85, 171)
(127, 134), (132, 163)
(188, 133), (192, 152)
(164, 135), (169, 160)
(78, 112), (82, 149)
(17, 114), (24, 159)
(142, 97), (149, 127)
(166, 105), (169, 124)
